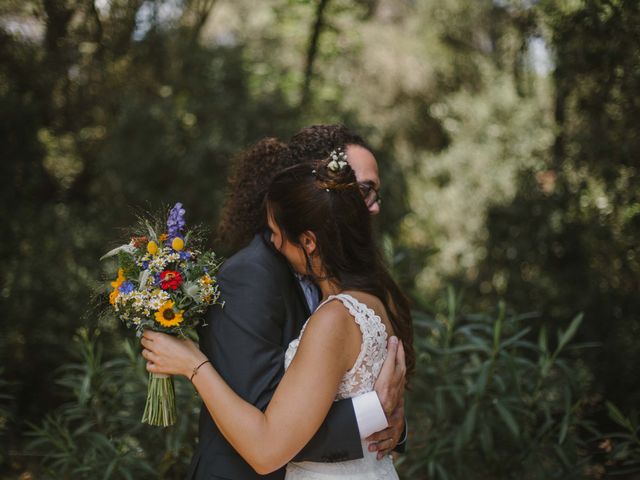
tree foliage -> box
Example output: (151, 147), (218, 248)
(2, 0), (639, 478)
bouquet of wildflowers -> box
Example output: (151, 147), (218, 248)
(102, 202), (223, 426)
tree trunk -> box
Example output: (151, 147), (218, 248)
(300, 0), (330, 108)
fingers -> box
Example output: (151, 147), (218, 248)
(395, 340), (406, 376)
(387, 336), (399, 361)
(141, 347), (158, 364)
(142, 330), (162, 342)
(366, 426), (392, 443)
(377, 449), (392, 460)
(368, 437), (395, 457)
(379, 336), (398, 378)
(142, 330), (154, 341)
(374, 337), (399, 412)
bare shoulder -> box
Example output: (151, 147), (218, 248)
(292, 298), (360, 372)
(304, 299), (354, 336)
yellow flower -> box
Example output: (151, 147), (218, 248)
(154, 300), (184, 327)
(171, 237), (184, 251)
(109, 268), (125, 305)
(200, 274), (212, 285)
(109, 289), (119, 305)
(111, 268), (125, 288)
(147, 240), (158, 255)
(159, 233), (168, 242)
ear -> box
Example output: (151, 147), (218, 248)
(299, 231), (317, 256)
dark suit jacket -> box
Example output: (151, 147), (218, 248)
(188, 232), (363, 479)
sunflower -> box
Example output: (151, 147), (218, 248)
(154, 300), (184, 327)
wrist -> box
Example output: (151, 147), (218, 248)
(374, 389), (392, 415)
(189, 358), (211, 382)
(183, 349), (208, 378)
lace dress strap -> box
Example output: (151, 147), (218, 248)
(322, 294), (389, 397)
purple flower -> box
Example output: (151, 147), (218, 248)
(153, 273), (162, 287)
(142, 261), (149, 270)
(179, 251), (192, 260)
(167, 202), (186, 240)
(119, 281), (135, 294)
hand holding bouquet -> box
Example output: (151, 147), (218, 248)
(102, 203), (223, 426)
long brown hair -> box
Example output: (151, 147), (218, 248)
(266, 158), (415, 380)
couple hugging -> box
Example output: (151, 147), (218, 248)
(140, 124), (415, 479)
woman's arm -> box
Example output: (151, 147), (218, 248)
(141, 301), (359, 474)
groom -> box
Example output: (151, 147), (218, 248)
(189, 125), (406, 479)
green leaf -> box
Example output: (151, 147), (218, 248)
(435, 463), (449, 480)
(100, 244), (135, 261)
(462, 403), (478, 442)
(103, 457), (118, 480)
(557, 313), (583, 352)
(558, 415), (569, 444)
(553, 444), (571, 469)
(479, 423), (493, 456)
(139, 269), (150, 289)
(538, 325), (548, 353)
(494, 399), (520, 437)
(493, 301), (505, 352)
(500, 327), (532, 350)
(473, 361), (491, 396)
(607, 401), (632, 430)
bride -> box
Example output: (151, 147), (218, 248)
(141, 152), (415, 478)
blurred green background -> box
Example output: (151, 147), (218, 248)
(1, 0), (639, 478)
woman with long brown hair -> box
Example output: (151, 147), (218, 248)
(141, 150), (414, 479)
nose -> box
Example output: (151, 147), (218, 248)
(369, 202), (380, 215)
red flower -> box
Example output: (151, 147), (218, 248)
(160, 270), (183, 291)
(131, 236), (148, 248)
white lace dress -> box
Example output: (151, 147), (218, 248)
(283, 293), (399, 479)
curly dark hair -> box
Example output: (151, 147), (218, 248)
(216, 138), (294, 252)
(217, 125), (371, 253)
(288, 124), (370, 163)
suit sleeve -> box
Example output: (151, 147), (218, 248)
(202, 255), (364, 462)
(394, 422), (408, 453)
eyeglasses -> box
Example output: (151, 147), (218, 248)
(358, 182), (382, 208)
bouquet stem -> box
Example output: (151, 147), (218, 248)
(142, 372), (176, 427)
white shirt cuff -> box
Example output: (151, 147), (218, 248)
(352, 391), (388, 439)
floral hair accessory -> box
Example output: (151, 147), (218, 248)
(327, 148), (348, 172)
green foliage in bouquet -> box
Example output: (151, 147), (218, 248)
(400, 288), (599, 480)
(27, 330), (199, 479)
